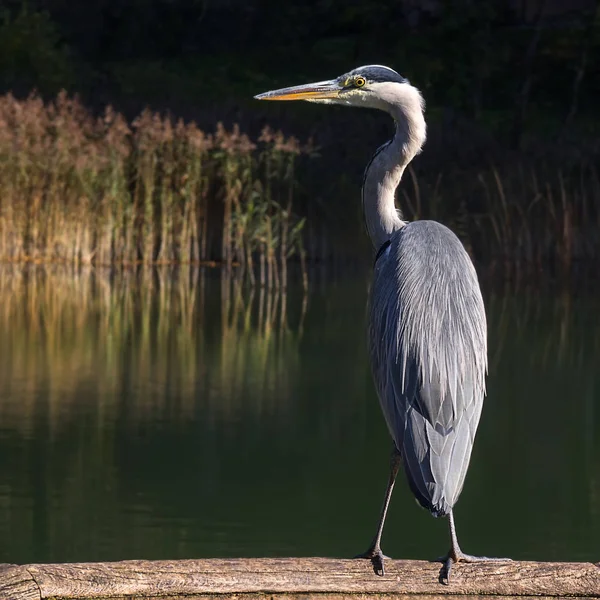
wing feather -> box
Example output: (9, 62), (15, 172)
(369, 220), (486, 516)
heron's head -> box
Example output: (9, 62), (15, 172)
(254, 65), (422, 114)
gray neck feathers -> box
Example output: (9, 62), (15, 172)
(361, 83), (427, 251)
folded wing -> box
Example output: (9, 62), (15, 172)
(369, 220), (487, 517)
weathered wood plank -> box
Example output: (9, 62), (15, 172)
(4, 558), (597, 599)
(32, 596), (593, 600)
(0, 564), (40, 600)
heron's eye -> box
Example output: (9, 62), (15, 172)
(354, 77), (366, 88)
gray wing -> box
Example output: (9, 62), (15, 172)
(369, 220), (487, 517)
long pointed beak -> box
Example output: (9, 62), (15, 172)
(254, 80), (341, 101)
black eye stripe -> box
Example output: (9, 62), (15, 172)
(349, 66), (407, 85)
(340, 67), (407, 89)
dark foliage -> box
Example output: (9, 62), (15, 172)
(1, 0), (599, 128)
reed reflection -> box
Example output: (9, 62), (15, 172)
(0, 268), (596, 564)
(0, 266), (307, 430)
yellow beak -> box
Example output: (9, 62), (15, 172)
(254, 80), (341, 101)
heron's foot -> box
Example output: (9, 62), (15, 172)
(438, 550), (512, 585)
(354, 545), (391, 576)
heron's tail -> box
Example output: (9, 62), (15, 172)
(399, 407), (477, 518)
(404, 469), (452, 518)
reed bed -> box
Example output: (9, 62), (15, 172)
(2, 92), (598, 279)
(400, 160), (600, 274)
(0, 93), (310, 288)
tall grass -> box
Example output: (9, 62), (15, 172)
(0, 92), (309, 288)
(400, 161), (600, 274)
(2, 92), (598, 279)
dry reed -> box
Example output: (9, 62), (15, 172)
(2, 92), (598, 279)
(0, 92), (310, 288)
(400, 161), (600, 275)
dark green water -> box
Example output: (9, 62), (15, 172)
(0, 266), (597, 565)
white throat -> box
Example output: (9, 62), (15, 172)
(361, 83), (426, 251)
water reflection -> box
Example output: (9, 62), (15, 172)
(481, 282), (599, 562)
(0, 266), (597, 565)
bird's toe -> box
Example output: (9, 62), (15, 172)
(353, 546), (390, 576)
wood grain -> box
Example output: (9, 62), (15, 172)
(0, 564), (40, 600)
(0, 558), (597, 599)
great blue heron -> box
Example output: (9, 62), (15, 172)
(255, 65), (508, 583)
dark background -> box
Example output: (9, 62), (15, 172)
(1, 0), (599, 266)
(1, 0), (599, 143)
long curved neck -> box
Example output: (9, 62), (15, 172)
(362, 95), (426, 251)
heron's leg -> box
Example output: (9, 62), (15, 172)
(439, 510), (512, 585)
(354, 447), (401, 576)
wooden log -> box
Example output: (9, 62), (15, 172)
(0, 565), (40, 600)
(0, 558), (598, 599)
